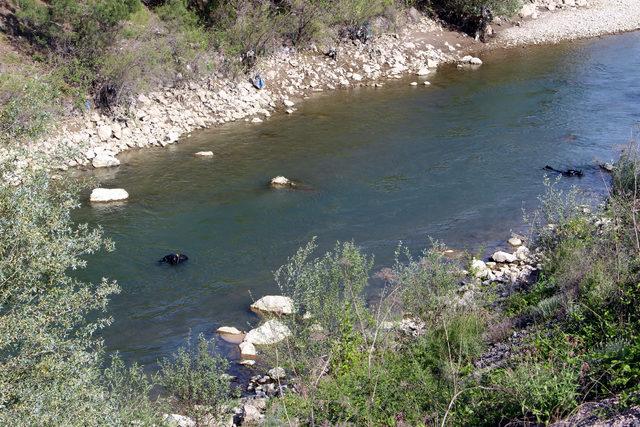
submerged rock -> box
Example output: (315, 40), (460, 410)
(90, 188), (129, 203)
(245, 319), (291, 345)
(194, 151), (214, 157)
(250, 295), (295, 316)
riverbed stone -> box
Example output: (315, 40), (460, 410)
(268, 367), (286, 381)
(92, 153), (120, 168)
(270, 176), (294, 188)
(90, 188), (129, 203)
(250, 295), (295, 316)
(217, 326), (246, 344)
(239, 341), (257, 358)
(492, 251), (517, 263)
(471, 259), (490, 279)
(508, 237), (523, 247)
(245, 319), (291, 345)
(97, 125), (112, 141)
(194, 151), (214, 157)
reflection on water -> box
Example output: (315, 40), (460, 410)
(73, 32), (640, 367)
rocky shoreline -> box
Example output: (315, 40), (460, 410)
(6, 0), (637, 181)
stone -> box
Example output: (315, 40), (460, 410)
(416, 67), (431, 76)
(245, 319), (292, 345)
(471, 259), (490, 279)
(268, 367), (286, 381)
(90, 188), (129, 203)
(283, 99), (295, 108)
(423, 81), (431, 86)
(250, 295), (295, 316)
(469, 57), (483, 66)
(239, 341), (257, 359)
(163, 414), (196, 427)
(508, 237), (523, 247)
(520, 3), (537, 18)
(351, 73), (363, 81)
(410, 82), (418, 86)
(243, 403), (264, 424)
(194, 151), (214, 157)
(239, 359), (256, 366)
(426, 58), (439, 68)
(217, 326), (246, 344)
(92, 153), (120, 168)
(251, 117), (263, 123)
(270, 176), (294, 188)
(601, 162), (614, 172)
(97, 125), (112, 141)
(492, 251), (517, 263)
(166, 131), (180, 144)
(515, 246), (530, 261)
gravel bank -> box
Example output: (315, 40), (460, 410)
(498, 0), (640, 46)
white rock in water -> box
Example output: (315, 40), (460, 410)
(217, 326), (245, 344)
(251, 295), (295, 316)
(508, 237), (523, 247)
(423, 81), (432, 86)
(92, 153), (120, 168)
(410, 82), (418, 86)
(426, 59), (439, 68)
(470, 57), (483, 65)
(90, 188), (129, 203)
(245, 319), (291, 345)
(163, 413), (196, 427)
(283, 99), (295, 107)
(492, 251), (517, 263)
(270, 176), (293, 188)
(239, 359), (256, 366)
(194, 151), (214, 157)
(460, 55), (482, 66)
(251, 117), (263, 123)
(239, 341), (257, 358)
(416, 67), (431, 76)
(268, 367), (286, 380)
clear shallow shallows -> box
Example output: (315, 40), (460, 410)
(74, 32), (640, 366)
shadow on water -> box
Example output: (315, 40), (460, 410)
(73, 32), (640, 369)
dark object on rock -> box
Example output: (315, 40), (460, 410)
(326, 48), (337, 60)
(252, 74), (265, 90)
(159, 253), (189, 265)
(544, 165), (584, 177)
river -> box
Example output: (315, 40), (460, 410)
(74, 31), (640, 368)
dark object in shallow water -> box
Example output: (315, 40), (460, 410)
(159, 253), (189, 265)
(544, 165), (584, 177)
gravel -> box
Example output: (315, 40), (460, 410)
(498, 0), (640, 46)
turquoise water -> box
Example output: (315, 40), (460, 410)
(75, 31), (640, 367)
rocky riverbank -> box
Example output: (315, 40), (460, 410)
(7, 0), (638, 180)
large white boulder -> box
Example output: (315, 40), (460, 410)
(492, 251), (517, 263)
(92, 153), (120, 168)
(245, 319), (291, 345)
(97, 125), (112, 141)
(216, 326), (245, 344)
(90, 188), (129, 203)
(250, 295), (295, 316)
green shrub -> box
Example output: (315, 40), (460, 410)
(0, 72), (61, 144)
(157, 334), (233, 421)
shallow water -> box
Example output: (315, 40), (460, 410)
(74, 32), (640, 367)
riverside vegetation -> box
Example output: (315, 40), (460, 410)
(3, 1), (640, 426)
(0, 0), (522, 146)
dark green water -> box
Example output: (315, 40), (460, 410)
(75, 32), (640, 367)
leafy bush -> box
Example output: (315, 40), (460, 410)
(157, 334), (233, 421)
(0, 72), (61, 144)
